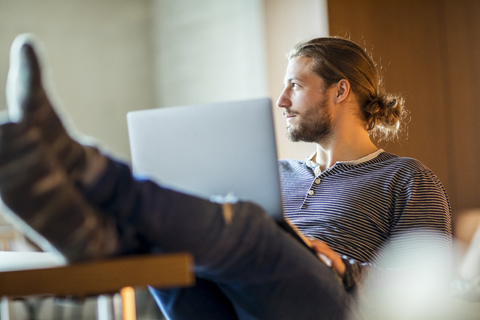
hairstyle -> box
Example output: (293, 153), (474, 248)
(288, 37), (407, 141)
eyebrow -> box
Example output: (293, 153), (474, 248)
(284, 77), (304, 85)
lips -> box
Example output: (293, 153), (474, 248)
(282, 111), (297, 119)
(284, 113), (297, 122)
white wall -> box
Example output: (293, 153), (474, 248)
(152, 0), (268, 107)
(0, 0), (155, 161)
(264, 0), (329, 159)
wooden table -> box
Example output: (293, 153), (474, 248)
(0, 251), (194, 320)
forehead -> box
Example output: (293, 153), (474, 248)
(285, 56), (322, 83)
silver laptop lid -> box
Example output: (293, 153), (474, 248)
(127, 98), (284, 221)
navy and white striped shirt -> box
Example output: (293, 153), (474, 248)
(279, 151), (452, 292)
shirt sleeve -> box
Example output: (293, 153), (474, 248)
(340, 168), (453, 301)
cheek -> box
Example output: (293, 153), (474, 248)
(291, 93), (309, 107)
(298, 91), (321, 104)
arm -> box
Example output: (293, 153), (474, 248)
(313, 168), (452, 294)
(309, 238), (370, 292)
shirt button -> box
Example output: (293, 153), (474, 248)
(314, 178), (321, 184)
(308, 190), (315, 196)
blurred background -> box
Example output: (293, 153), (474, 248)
(1, 0), (480, 319)
(0, 0), (327, 163)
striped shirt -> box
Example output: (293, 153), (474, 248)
(278, 151), (452, 293)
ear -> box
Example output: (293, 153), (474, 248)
(333, 79), (351, 104)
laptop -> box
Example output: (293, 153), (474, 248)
(127, 98), (313, 249)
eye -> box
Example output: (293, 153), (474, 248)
(292, 82), (299, 89)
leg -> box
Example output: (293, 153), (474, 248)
(0, 127), (351, 318)
(73, 164), (352, 319)
(149, 278), (239, 320)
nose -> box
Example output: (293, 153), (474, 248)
(276, 87), (291, 109)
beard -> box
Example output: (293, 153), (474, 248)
(286, 100), (333, 143)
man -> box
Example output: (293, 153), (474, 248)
(277, 38), (452, 294)
(0, 35), (451, 320)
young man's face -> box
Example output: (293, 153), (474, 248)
(276, 56), (334, 144)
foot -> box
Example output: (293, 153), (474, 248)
(6, 34), (107, 188)
(0, 121), (119, 262)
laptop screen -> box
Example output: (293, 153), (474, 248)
(127, 98), (284, 222)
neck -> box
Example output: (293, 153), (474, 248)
(314, 127), (378, 171)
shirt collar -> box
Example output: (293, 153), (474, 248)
(306, 149), (385, 176)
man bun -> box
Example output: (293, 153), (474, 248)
(364, 92), (407, 141)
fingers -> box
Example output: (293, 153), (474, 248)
(317, 253), (333, 267)
(309, 239), (346, 277)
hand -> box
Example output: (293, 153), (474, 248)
(309, 238), (346, 278)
